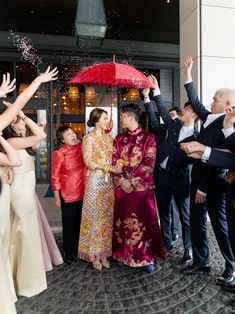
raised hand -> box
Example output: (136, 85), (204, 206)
(184, 56), (193, 81)
(36, 66), (58, 84)
(142, 88), (150, 98)
(223, 105), (235, 129)
(148, 75), (159, 90)
(184, 56), (194, 73)
(0, 70), (57, 133)
(0, 73), (16, 98)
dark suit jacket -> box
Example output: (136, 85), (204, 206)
(144, 101), (167, 148)
(223, 131), (235, 153)
(209, 149), (235, 171)
(207, 124), (235, 169)
(209, 149), (235, 208)
(144, 94), (197, 174)
(184, 81), (227, 193)
(208, 133), (235, 206)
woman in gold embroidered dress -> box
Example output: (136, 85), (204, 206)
(78, 108), (120, 270)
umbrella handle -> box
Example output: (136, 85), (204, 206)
(105, 102), (113, 133)
(105, 120), (113, 134)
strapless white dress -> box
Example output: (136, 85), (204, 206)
(0, 166), (17, 313)
(10, 150), (47, 297)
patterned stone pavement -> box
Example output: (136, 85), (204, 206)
(16, 232), (235, 314)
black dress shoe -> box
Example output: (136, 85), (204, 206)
(221, 284), (235, 294)
(117, 261), (127, 269)
(217, 275), (235, 287)
(172, 234), (179, 242)
(64, 254), (78, 264)
(181, 263), (211, 275)
(165, 244), (173, 252)
(217, 270), (235, 286)
(182, 249), (193, 264)
(64, 257), (73, 265)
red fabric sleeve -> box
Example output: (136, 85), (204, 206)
(51, 150), (63, 191)
(130, 133), (156, 187)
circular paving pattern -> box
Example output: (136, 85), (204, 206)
(16, 230), (235, 314)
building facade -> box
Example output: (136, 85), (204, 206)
(0, 1), (181, 182)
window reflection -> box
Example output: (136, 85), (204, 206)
(52, 65), (85, 115)
(122, 88), (140, 101)
(16, 63), (37, 95)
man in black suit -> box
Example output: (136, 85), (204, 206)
(143, 75), (198, 263)
(181, 106), (235, 291)
(147, 104), (181, 243)
(181, 56), (235, 283)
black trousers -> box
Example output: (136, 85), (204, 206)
(225, 183), (235, 259)
(155, 167), (191, 251)
(60, 195), (83, 258)
(190, 180), (235, 275)
(170, 197), (180, 237)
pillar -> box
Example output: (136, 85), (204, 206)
(180, 0), (235, 109)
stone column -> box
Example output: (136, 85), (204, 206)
(160, 68), (173, 111)
(180, 0), (235, 109)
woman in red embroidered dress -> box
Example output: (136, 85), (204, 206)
(51, 126), (85, 264)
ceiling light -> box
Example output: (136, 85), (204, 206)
(75, 0), (107, 48)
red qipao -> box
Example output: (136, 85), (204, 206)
(51, 143), (85, 202)
(112, 126), (166, 267)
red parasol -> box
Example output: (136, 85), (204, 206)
(70, 56), (152, 134)
(69, 56), (154, 89)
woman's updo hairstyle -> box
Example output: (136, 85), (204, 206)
(87, 108), (107, 127)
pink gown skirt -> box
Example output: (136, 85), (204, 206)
(35, 194), (63, 271)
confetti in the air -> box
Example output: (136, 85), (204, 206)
(9, 30), (43, 66)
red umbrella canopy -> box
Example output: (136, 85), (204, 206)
(70, 58), (154, 89)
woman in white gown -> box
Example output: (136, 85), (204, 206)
(0, 69), (56, 312)
(0, 136), (22, 314)
(9, 148), (47, 297)
(1, 67), (58, 297)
